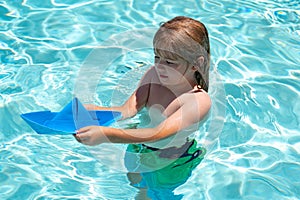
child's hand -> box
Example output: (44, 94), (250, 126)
(74, 126), (108, 146)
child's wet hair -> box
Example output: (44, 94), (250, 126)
(153, 16), (210, 92)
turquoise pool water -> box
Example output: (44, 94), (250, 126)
(1, 0), (300, 199)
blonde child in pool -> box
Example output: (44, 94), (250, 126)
(75, 16), (211, 198)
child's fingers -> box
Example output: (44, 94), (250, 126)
(74, 127), (91, 143)
(73, 134), (82, 143)
(76, 126), (91, 134)
(75, 132), (90, 144)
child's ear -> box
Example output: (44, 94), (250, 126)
(197, 56), (205, 66)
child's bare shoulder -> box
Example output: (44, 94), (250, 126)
(181, 89), (211, 107)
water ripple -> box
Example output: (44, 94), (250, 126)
(265, 8), (300, 25)
(1, 0), (300, 199)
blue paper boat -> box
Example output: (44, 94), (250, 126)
(20, 98), (122, 135)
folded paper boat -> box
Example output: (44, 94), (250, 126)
(20, 98), (122, 135)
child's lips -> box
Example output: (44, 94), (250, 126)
(159, 74), (168, 78)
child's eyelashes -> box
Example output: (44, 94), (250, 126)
(154, 56), (176, 65)
(166, 60), (174, 65)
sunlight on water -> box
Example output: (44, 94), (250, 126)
(0, 0), (300, 199)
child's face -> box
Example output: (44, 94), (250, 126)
(154, 53), (192, 86)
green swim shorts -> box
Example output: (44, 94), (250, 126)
(125, 139), (206, 189)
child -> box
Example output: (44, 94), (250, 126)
(75, 16), (211, 198)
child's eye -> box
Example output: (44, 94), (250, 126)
(166, 60), (174, 65)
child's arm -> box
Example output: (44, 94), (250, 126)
(84, 92), (140, 120)
(84, 68), (153, 120)
(75, 92), (211, 145)
(84, 82), (150, 120)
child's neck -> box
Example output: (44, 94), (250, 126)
(165, 80), (196, 96)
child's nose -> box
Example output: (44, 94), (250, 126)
(156, 60), (165, 69)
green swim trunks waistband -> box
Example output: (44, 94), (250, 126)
(126, 139), (206, 171)
(142, 139), (202, 160)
